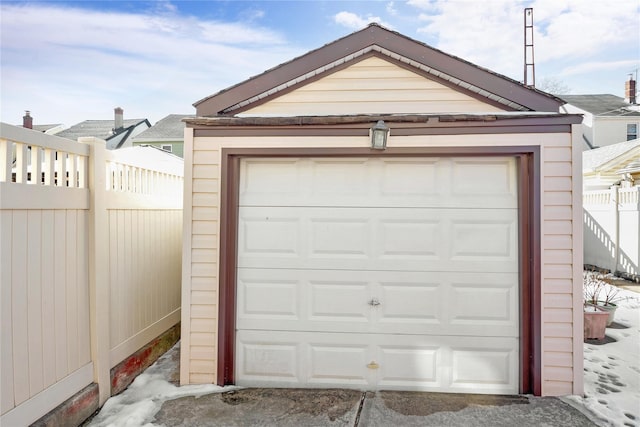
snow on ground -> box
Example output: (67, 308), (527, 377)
(88, 284), (640, 427)
(87, 343), (238, 427)
(565, 285), (640, 427)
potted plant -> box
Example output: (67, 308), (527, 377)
(583, 270), (621, 326)
(583, 304), (609, 340)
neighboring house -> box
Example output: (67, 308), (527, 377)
(19, 110), (64, 135)
(583, 139), (640, 279)
(561, 84), (640, 150)
(583, 138), (640, 190)
(180, 24), (584, 397)
(56, 107), (150, 149)
(131, 114), (190, 158)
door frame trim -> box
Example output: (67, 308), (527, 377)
(218, 146), (541, 394)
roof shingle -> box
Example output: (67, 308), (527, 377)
(133, 114), (191, 141)
(56, 119), (147, 141)
(561, 94), (640, 116)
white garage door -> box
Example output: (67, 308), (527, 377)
(235, 157), (520, 394)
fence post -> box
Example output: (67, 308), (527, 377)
(81, 137), (111, 405)
(611, 185), (620, 274)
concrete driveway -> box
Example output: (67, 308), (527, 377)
(152, 387), (598, 427)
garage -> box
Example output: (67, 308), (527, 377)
(234, 156), (520, 393)
(181, 24), (584, 396)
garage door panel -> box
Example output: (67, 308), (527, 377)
(450, 342), (518, 393)
(308, 343), (370, 386)
(237, 278), (299, 321)
(241, 159), (302, 201)
(380, 159), (439, 197)
(241, 217), (300, 256)
(237, 269), (518, 337)
(379, 220), (440, 258)
(238, 207), (517, 272)
(310, 159), (371, 198)
(377, 346), (441, 388)
(377, 282), (442, 325)
(309, 281), (370, 323)
(239, 157), (517, 209)
(449, 281), (518, 327)
(450, 158), (517, 197)
(310, 218), (370, 257)
(450, 219), (517, 261)
(236, 340), (300, 384)
(236, 331), (518, 393)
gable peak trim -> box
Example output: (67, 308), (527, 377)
(222, 45), (529, 114)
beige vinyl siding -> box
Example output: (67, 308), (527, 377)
(241, 57), (506, 116)
(182, 131), (580, 396)
(182, 131), (220, 384)
(541, 135), (578, 396)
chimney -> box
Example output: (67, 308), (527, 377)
(114, 107), (124, 130)
(625, 76), (636, 104)
(23, 110), (33, 129)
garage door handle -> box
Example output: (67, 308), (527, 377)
(368, 298), (381, 307)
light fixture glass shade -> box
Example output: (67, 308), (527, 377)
(371, 120), (389, 150)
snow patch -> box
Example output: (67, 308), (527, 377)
(88, 344), (238, 427)
(569, 286), (640, 427)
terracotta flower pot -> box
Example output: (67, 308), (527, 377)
(587, 301), (618, 326)
(584, 306), (609, 339)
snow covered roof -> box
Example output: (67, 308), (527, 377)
(583, 138), (640, 172)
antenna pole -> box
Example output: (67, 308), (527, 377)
(524, 8), (535, 87)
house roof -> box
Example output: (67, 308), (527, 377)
(56, 118), (149, 141)
(194, 24), (563, 117)
(132, 114), (191, 142)
(30, 124), (63, 132)
(117, 145), (184, 171)
(560, 94), (640, 117)
(583, 138), (640, 172)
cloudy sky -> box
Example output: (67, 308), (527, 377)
(1, 0), (638, 128)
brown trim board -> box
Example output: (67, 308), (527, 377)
(190, 114), (582, 139)
(217, 146), (542, 394)
(224, 51), (521, 115)
(195, 24), (562, 115)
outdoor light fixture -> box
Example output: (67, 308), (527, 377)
(370, 120), (389, 150)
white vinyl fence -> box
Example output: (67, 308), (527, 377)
(0, 123), (183, 426)
(584, 186), (640, 278)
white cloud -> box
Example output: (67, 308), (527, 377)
(386, 2), (398, 16)
(409, 0), (639, 83)
(0, 3), (302, 126)
(333, 11), (390, 30)
(415, 1), (525, 77)
(153, 0), (178, 15)
(560, 59), (640, 77)
(406, 0), (435, 10)
(531, 0), (639, 62)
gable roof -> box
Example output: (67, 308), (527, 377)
(561, 94), (640, 117)
(195, 24), (563, 117)
(583, 138), (640, 172)
(57, 118), (149, 142)
(31, 124), (63, 132)
(132, 114), (191, 142)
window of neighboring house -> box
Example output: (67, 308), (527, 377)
(627, 123), (638, 141)
(161, 144), (172, 152)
